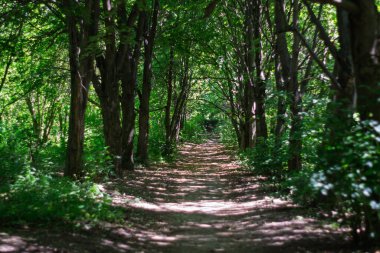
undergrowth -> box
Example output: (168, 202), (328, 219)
(0, 168), (123, 226)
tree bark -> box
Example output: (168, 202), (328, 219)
(240, 0), (256, 150)
(252, 0), (268, 141)
(64, 0), (99, 179)
(164, 47), (175, 152)
(288, 0), (302, 171)
(137, 0), (159, 164)
(350, 1), (380, 122)
(274, 0), (291, 147)
(121, 10), (146, 172)
(92, 0), (123, 173)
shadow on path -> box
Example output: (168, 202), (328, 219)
(0, 139), (352, 252)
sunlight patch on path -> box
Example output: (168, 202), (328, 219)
(126, 196), (290, 216)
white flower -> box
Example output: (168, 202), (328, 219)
(370, 201), (380, 210)
(363, 188), (372, 197)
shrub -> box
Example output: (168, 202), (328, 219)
(181, 113), (207, 143)
(310, 120), (380, 243)
(240, 137), (288, 183)
(0, 168), (123, 225)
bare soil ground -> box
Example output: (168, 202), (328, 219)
(0, 139), (355, 252)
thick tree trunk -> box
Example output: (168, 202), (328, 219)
(137, 0), (159, 164)
(121, 11), (146, 172)
(288, 0), (302, 171)
(326, 8), (356, 143)
(98, 95), (122, 170)
(64, 0), (99, 179)
(253, 0), (267, 141)
(121, 70), (136, 172)
(254, 81), (267, 141)
(91, 0), (140, 175)
(239, 0), (256, 150)
(99, 0), (122, 171)
(350, 1), (380, 122)
(274, 0), (291, 148)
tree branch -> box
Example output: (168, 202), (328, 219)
(291, 27), (341, 90)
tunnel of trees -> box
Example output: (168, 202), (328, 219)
(0, 0), (380, 250)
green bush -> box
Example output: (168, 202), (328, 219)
(217, 120), (238, 146)
(181, 113), (207, 143)
(239, 137), (288, 183)
(310, 120), (380, 242)
(0, 169), (123, 225)
(0, 122), (29, 184)
(148, 117), (167, 161)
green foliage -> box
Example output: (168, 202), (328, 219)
(147, 113), (167, 162)
(239, 137), (288, 182)
(310, 120), (380, 241)
(0, 168), (123, 225)
(181, 113), (208, 143)
(217, 119), (237, 146)
(1, 0), (379, 247)
(0, 121), (30, 183)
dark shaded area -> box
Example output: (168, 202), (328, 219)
(203, 119), (219, 132)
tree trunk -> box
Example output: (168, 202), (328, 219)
(164, 47), (175, 152)
(91, 0), (140, 175)
(350, 1), (380, 122)
(121, 11), (146, 172)
(253, 0), (267, 141)
(98, 93), (122, 171)
(326, 8), (356, 144)
(165, 56), (191, 152)
(274, 0), (291, 148)
(240, 0), (256, 150)
(288, 0), (302, 172)
(64, 0), (99, 179)
(137, 0), (159, 164)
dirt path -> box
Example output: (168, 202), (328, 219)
(1, 139), (352, 252)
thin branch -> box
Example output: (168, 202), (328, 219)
(291, 27), (341, 90)
(88, 97), (101, 108)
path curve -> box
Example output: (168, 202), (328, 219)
(109, 139), (350, 252)
(0, 139), (351, 252)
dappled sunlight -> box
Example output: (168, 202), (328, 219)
(0, 140), (351, 252)
(102, 139), (351, 252)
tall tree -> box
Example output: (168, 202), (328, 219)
(121, 8), (147, 172)
(92, 0), (140, 175)
(137, 0), (160, 164)
(63, 0), (99, 178)
(287, 0), (302, 171)
(273, 0), (291, 148)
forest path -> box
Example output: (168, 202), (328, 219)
(0, 139), (351, 252)
(104, 138), (350, 252)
